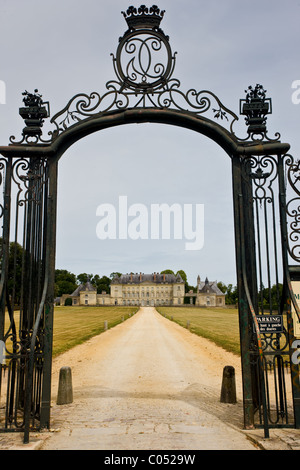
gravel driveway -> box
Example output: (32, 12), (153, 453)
(40, 307), (257, 450)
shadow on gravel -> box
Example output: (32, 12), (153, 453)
(67, 381), (245, 430)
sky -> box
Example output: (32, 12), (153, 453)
(0, 0), (299, 287)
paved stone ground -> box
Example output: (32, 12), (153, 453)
(1, 307), (300, 451)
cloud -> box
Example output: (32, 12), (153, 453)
(0, 0), (299, 286)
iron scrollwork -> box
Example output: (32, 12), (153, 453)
(285, 155), (300, 262)
(8, 12), (284, 147)
(9, 5), (239, 146)
(239, 84), (280, 142)
(117, 5), (172, 91)
(3, 3), (300, 438)
(10, 90), (50, 145)
(0, 157), (49, 431)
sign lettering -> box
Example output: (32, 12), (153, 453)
(254, 315), (283, 334)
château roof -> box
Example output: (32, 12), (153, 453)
(70, 280), (96, 296)
(198, 277), (225, 295)
(111, 272), (184, 284)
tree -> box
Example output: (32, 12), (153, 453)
(110, 272), (122, 279)
(225, 283), (238, 305)
(7, 241), (23, 306)
(77, 273), (94, 285)
(160, 269), (175, 275)
(258, 283), (283, 309)
(217, 281), (227, 294)
(93, 275), (111, 294)
(0, 239), (25, 306)
(55, 269), (77, 297)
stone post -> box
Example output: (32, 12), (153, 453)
(220, 365), (237, 404)
(57, 366), (73, 405)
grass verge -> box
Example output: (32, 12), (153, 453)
(52, 306), (139, 357)
(5, 306), (139, 358)
(156, 306), (241, 356)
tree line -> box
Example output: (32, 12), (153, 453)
(54, 270), (112, 297)
(55, 269), (283, 307)
(1, 240), (282, 307)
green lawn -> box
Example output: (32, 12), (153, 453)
(5, 306), (139, 358)
(5, 305), (240, 357)
(52, 306), (138, 357)
(156, 306), (241, 355)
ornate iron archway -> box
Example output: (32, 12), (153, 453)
(0, 5), (300, 443)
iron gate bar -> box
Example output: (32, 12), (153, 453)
(278, 154), (300, 426)
(238, 167), (269, 438)
(23, 211), (49, 443)
(0, 157), (12, 322)
(39, 159), (57, 431)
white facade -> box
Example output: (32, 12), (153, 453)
(195, 276), (226, 307)
(110, 273), (185, 306)
(60, 273), (225, 307)
(60, 272), (185, 306)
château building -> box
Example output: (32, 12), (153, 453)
(60, 278), (111, 306)
(195, 275), (225, 307)
(110, 272), (185, 306)
(59, 273), (225, 307)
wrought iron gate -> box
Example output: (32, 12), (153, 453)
(0, 154), (57, 442)
(233, 151), (300, 434)
(0, 5), (300, 443)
